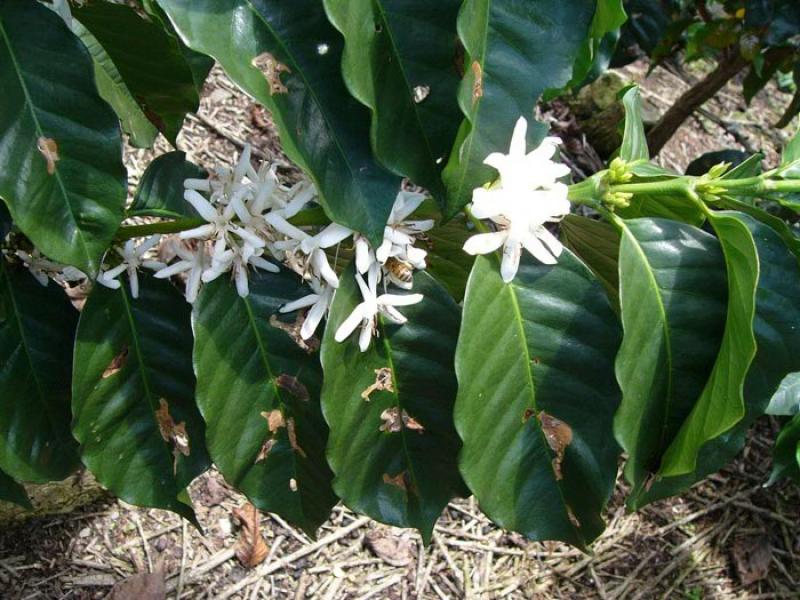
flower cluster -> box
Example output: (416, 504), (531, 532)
(462, 116), (572, 283)
(108, 146), (433, 350)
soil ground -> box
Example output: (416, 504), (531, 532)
(2, 59), (800, 600)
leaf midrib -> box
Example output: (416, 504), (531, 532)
(0, 14), (91, 268)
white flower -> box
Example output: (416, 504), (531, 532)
(13, 249), (64, 286)
(153, 241), (209, 303)
(374, 191), (433, 268)
(273, 222), (353, 288)
(463, 116), (572, 283)
(97, 235), (165, 298)
(201, 242), (279, 298)
(279, 278), (334, 340)
(334, 264), (423, 352)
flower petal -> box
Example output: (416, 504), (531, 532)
(301, 297), (328, 340)
(378, 292), (423, 307)
(280, 293), (320, 314)
(335, 303), (368, 342)
(463, 231), (506, 255)
(358, 321), (373, 352)
(500, 238), (522, 283)
(509, 117), (528, 157)
(184, 190), (217, 221)
(522, 232), (558, 265)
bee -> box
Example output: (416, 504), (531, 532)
(384, 256), (413, 286)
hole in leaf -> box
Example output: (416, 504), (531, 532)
(251, 52), (291, 95)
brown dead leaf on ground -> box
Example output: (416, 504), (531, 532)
(364, 528), (415, 567)
(732, 535), (772, 585)
(107, 569), (165, 600)
(232, 503), (269, 568)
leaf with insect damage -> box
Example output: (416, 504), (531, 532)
(0, 259), (79, 483)
(72, 274), (208, 522)
(0, 1), (126, 276)
(193, 268), (336, 536)
(322, 266), (465, 542)
(441, 0), (595, 216)
(232, 503), (269, 568)
(455, 250), (621, 549)
(159, 0), (400, 245)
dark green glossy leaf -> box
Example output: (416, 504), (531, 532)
(74, 1), (201, 145)
(455, 251), (621, 549)
(422, 215), (475, 302)
(619, 86), (648, 161)
(129, 151), (205, 219)
(323, 0), (462, 202)
(72, 20), (159, 149)
(0, 466), (30, 509)
(158, 0), (401, 245)
(0, 261), (80, 483)
(560, 214), (620, 309)
(72, 274), (209, 521)
(617, 193), (707, 226)
(659, 211), (759, 477)
(769, 413), (800, 485)
(322, 268), (464, 542)
(442, 0), (595, 217)
(0, 0), (126, 277)
(611, 217), (728, 506)
(767, 373), (800, 416)
(716, 196), (800, 257)
(193, 271), (336, 536)
(568, 0), (627, 89)
(640, 216), (800, 503)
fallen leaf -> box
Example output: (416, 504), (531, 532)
(361, 367), (394, 401)
(232, 503), (269, 568)
(364, 528), (415, 567)
(107, 570), (165, 600)
(732, 535), (771, 585)
(37, 136), (59, 175)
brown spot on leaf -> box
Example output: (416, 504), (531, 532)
(255, 438), (276, 464)
(379, 407), (424, 434)
(361, 367), (394, 401)
(286, 418), (307, 458)
(383, 471), (407, 491)
(261, 409), (285, 434)
(537, 411), (572, 481)
(37, 137), (59, 175)
(102, 346), (128, 379)
(252, 52), (291, 95)
(155, 399), (190, 474)
(566, 506), (581, 528)
(522, 408), (535, 423)
(232, 503), (269, 568)
(269, 314), (319, 353)
(276, 374), (309, 402)
(471, 61), (483, 104)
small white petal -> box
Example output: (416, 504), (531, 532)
(179, 224), (216, 240)
(129, 269), (140, 299)
(535, 227), (564, 258)
(263, 212), (308, 240)
(102, 263), (128, 279)
(184, 178), (211, 192)
(463, 231), (506, 255)
(312, 250), (339, 288)
(315, 223), (353, 248)
(375, 237), (393, 264)
(184, 190), (218, 221)
(154, 260), (193, 279)
(358, 322), (373, 352)
(500, 239), (522, 283)
(509, 117), (528, 157)
(97, 275), (121, 289)
(249, 255), (280, 272)
(355, 237), (373, 274)
(235, 265), (249, 297)
(521, 234), (557, 265)
(335, 303), (368, 342)
(280, 294), (320, 313)
(231, 225), (266, 248)
(380, 305), (408, 324)
(378, 293), (423, 307)
(300, 297), (328, 340)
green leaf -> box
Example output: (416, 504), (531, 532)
(323, 0), (462, 202)
(455, 251), (621, 549)
(767, 373), (800, 416)
(193, 271), (336, 536)
(73, 1), (200, 146)
(72, 21), (159, 149)
(129, 151), (206, 219)
(658, 211), (759, 477)
(559, 214), (621, 309)
(611, 218), (728, 505)
(769, 413), (800, 485)
(639, 217), (800, 503)
(0, 261), (80, 483)
(716, 196), (800, 257)
(616, 193), (707, 226)
(442, 0), (596, 217)
(158, 0), (401, 245)
(0, 466), (30, 509)
(321, 268), (464, 542)
(0, 0), (126, 277)
(568, 0), (627, 89)
(422, 215), (475, 302)
(72, 274), (209, 521)
(619, 86), (649, 161)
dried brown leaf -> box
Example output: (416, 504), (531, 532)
(732, 535), (771, 585)
(232, 503), (269, 568)
(537, 411), (572, 481)
(261, 409), (285, 434)
(364, 528), (415, 567)
(107, 570), (166, 600)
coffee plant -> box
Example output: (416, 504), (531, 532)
(2, 0), (800, 550)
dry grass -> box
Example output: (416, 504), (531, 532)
(1, 63), (799, 599)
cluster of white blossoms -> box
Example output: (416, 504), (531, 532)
(3, 246), (85, 287)
(462, 116), (572, 283)
(94, 145), (430, 351)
